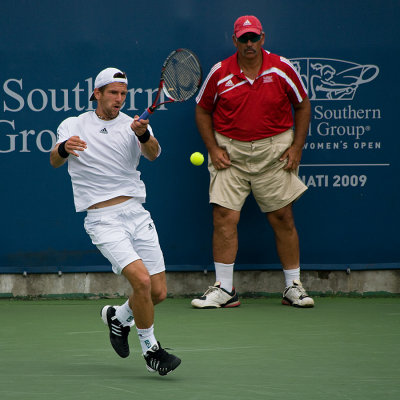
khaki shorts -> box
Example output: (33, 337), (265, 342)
(209, 129), (307, 213)
(84, 198), (165, 275)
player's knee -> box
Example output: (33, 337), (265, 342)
(124, 266), (152, 294)
(133, 275), (152, 295)
(152, 287), (167, 305)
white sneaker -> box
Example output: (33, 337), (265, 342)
(282, 280), (314, 308)
(191, 282), (241, 309)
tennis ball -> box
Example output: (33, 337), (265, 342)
(190, 152), (204, 166)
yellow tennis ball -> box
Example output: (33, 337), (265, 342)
(190, 152), (204, 166)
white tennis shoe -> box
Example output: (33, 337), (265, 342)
(282, 280), (314, 308)
(191, 282), (241, 309)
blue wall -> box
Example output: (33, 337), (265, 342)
(0, 0), (398, 272)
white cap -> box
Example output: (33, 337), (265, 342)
(90, 67), (128, 101)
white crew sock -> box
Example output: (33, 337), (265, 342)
(215, 262), (234, 292)
(136, 325), (158, 354)
(115, 300), (135, 327)
(284, 267), (300, 287)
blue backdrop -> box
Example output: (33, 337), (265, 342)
(0, 0), (398, 272)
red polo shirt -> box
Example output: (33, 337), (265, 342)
(196, 49), (308, 141)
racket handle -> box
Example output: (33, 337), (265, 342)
(139, 108), (151, 120)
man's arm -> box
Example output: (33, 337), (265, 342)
(49, 136), (87, 168)
(280, 97), (311, 170)
(195, 105), (231, 170)
(139, 135), (160, 161)
(131, 117), (160, 161)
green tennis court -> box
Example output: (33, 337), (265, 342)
(1, 297), (399, 400)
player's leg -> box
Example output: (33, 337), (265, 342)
(101, 262), (158, 360)
(127, 205), (181, 375)
(150, 271), (167, 305)
(120, 261), (180, 375)
(108, 270), (166, 333)
(101, 260), (153, 359)
(122, 259), (154, 329)
(87, 199), (180, 373)
(267, 204), (314, 307)
(191, 204), (241, 309)
(85, 203), (137, 359)
(144, 272), (181, 375)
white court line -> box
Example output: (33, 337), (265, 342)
(101, 386), (137, 395)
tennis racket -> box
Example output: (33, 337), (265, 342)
(139, 48), (202, 120)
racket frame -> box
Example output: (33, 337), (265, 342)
(139, 48), (202, 120)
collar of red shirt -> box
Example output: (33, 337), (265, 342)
(230, 49), (270, 79)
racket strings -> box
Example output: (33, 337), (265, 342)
(162, 50), (202, 101)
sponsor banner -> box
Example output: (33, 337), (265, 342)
(290, 58), (387, 192)
(0, 0), (398, 269)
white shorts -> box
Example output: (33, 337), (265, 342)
(84, 198), (165, 275)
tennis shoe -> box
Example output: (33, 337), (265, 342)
(282, 280), (314, 308)
(101, 305), (131, 358)
(191, 282), (240, 309)
(144, 342), (181, 376)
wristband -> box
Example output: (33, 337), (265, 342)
(57, 140), (69, 158)
(136, 129), (151, 144)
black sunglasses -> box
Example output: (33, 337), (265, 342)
(237, 34), (262, 43)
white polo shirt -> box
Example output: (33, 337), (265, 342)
(57, 111), (158, 212)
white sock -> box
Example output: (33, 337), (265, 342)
(284, 267), (300, 287)
(115, 300), (135, 327)
(136, 325), (158, 354)
(215, 262), (234, 293)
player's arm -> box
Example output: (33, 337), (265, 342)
(50, 136), (87, 168)
(131, 117), (160, 161)
(195, 105), (231, 169)
(280, 97), (311, 170)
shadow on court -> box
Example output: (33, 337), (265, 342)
(0, 297), (399, 400)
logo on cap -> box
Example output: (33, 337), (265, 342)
(234, 15), (262, 38)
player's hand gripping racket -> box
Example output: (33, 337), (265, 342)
(139, 48), (202, 120)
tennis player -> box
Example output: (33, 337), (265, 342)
(50, 67), (181, 376)
(192, 16), (314, 309)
